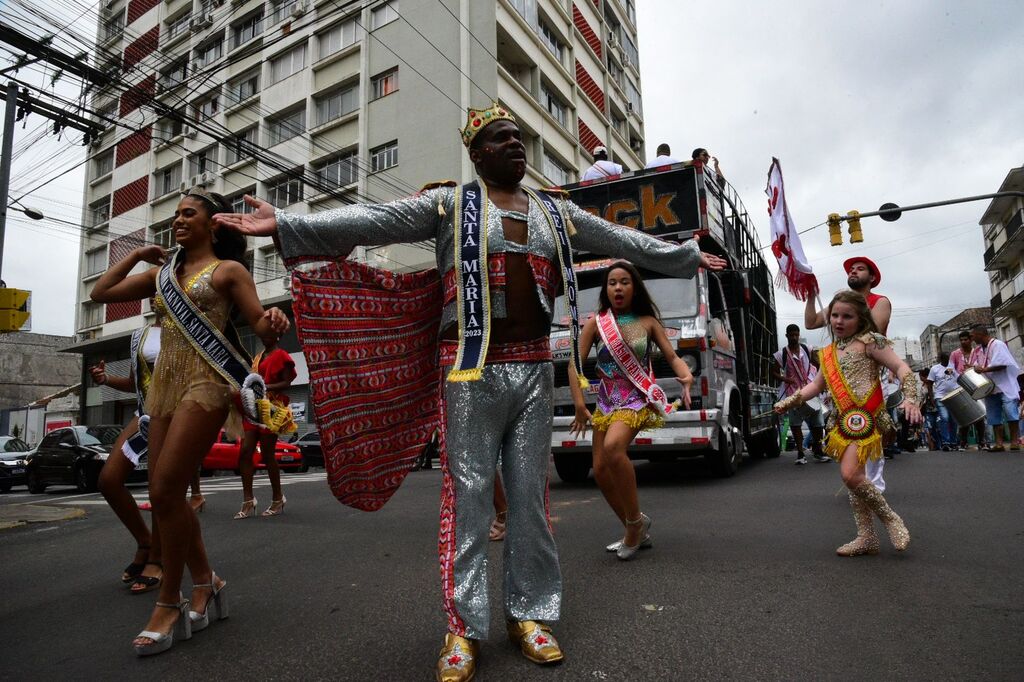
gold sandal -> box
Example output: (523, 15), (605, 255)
(233, 498), (257, 520)
(261, 497), (286, 517)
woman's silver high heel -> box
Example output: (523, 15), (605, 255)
(133, 597), (192, 656)
(616, 513), (652, 561)
(189, 573), (229, 632)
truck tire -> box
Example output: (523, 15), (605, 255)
(762, 426), (782, 458)
(27, 470), (46, 494)
(707, 400), (743, 477)
(553, 453), (590, 483)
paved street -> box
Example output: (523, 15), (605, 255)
(1, 450), (1022, 681)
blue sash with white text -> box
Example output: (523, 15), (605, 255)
(448, 181), (491, 382)
(121, 326), (151, 465)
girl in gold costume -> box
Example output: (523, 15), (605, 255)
(569, 261), (693, 560)
(775, 290), (921, 556)
(91, 189), (289, 656)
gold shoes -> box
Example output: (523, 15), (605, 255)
(436, 633), (478, 682)
(836, 491), (880, 557)
(507, 620), (564, 665)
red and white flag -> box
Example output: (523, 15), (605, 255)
(766, 158), (818, 301)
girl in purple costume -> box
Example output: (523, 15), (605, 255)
(569, 261), (693, 560)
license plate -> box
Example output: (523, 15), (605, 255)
(12, 468), (24, 475)
(137, 461), (148, 470)
(280, 456), (294, 462)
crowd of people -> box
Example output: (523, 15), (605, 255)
(81, 103), (1018, 682)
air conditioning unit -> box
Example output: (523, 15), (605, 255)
(607, 33), (618, 49)
(630, 139), (643, 152)
(88, 136), (103, 149)
(79, 329), (97, 342)
(199, 170), (217, 186)
(183, 125), (197, 138)
(179, 180), (190, 193)
(190, 13), (214, 32)
(292, 0), (310, 17)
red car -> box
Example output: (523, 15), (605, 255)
(201, 430), (306, 475)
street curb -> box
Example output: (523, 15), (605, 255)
(0, 504), (86, 529)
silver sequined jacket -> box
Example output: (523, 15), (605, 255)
(276, 185), (701, 332)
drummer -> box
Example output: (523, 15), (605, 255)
(926, 352), (960, 450)
(948, 330), (984, 450)
(968, 324), (1022, 452)
(771, 324), (828, 464)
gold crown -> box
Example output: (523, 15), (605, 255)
(460, 102), (516, 148)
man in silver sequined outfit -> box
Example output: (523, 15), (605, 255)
(216, 106), (726, 682)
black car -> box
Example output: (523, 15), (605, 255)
(25, 425), (146, 493)
(292, 431), (323, 468)
(0, 436), (31, 493)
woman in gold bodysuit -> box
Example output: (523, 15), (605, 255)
(91, 189), (289, 656)
(775, 290), (921, 557)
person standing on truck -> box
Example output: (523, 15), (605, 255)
(214, 104), (727, 681)
(770, 324), (828, 464)
(644, 143), (681, 168)
(691, 148), (726, 186)
(581, 145), (623, 181)
(804, 257), (892, 488)
(775, 290), (921, 557)
(568, 261), (693, 560)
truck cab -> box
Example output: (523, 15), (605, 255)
(548, 162), (780, 482)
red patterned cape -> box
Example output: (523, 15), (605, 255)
(290, 260), (442, 511)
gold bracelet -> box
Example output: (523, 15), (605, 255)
(899, 371), (921, 405)
(774, 392), (805, 413)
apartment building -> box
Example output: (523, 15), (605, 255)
(980, 165), (1024, 362)
(73, 0), (646, 425)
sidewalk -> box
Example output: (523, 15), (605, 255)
(0, 504), (85, 530)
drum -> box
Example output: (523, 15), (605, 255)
(957, 368), (994, 399)
(885, 389), (905, 410)
(940, 387), (986, 427)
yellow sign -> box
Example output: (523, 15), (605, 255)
(0, 288), (31, 333)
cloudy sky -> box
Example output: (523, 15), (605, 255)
(3, 0), (1024, 341)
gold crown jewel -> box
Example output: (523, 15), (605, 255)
(460, 102), (516, 148)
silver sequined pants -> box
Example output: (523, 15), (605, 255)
(438, 361), (561, 639)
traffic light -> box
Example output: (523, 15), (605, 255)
(827, 213), (843, 246)
(0, 288), (31, 332)
(847, 210), (863, 243)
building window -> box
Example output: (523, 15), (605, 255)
(81, 302), (103, 329)
(230, 12), (263, 50)
(96, 100), (117, 127)
(227, 72), (259, 104)
(269, 0), (298, 27)
(230, 192), (257, 214)
(225, 127), (258, 165)
(625, 79), (642, 116)
(268, 108), (306, 146)
(194, 37), (224, 68)
(156, 163), (182, 197)
(315, 84), (359, 125)
(370, 141), (398, 172)
(543, 151), (571, 186)
(195, 94), (220, 120)
(626, 0), (636, 25)
(156, 115), (184, 142)
(266, 174), (304, 207)
(160, 59), (188, 89)
(315, 151), (358, 189)
(166, 13), (190, 41)
(508, 0), (537, 26)
(189, 145), (218, 177)
(541, 84), (567, 128)
(270, 44), (306, 84)
(152, 221), (174, 249)
(621, 33), (639, 68)
(537, 20), (564, 64)
(371, 68), (398, 100)
(85, 247), (107, 277)
(94, 150), (114, 178)
(89, 196), (110, 227)
(612, 114), (626, 137)
(261, 248), (285, 279)
(608, 59), (625, 91)
(102, 12), (124, 42)
(370, 1), (399, 29)
(318, 18), (361, 59)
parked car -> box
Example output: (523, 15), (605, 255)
(0, 436), (32, 493)
(291, 431), (323, 468)
(201, 430), (306, 475)
(25, 425), (147, 493)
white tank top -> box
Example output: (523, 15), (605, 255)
(142, 327), (161, 365)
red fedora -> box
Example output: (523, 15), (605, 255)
(843, 256), (881, 287)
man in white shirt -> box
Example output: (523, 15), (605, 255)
(926, 352), (960, 450)
(969, 324), (1022, 451)
(770, 324), (827, 464)
(580, 145), (623, 181)
(644, 143), (681, 169)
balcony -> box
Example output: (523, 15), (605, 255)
(985, 209), (1024, 270)
(993, 270), (1024, 317)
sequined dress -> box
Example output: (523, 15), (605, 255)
(821, 332), (895, 464)
(146, 261), (242, 437)
(592, 314), (663, 432)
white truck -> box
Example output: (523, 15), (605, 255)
(549, 163), (781, 481)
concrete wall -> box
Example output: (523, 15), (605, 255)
(0, 333), (81, 410)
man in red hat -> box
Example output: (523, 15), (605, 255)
(804, 256), (890, 334)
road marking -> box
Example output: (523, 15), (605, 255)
(10, 491), (97, 506)
(45, 472), (329, 505)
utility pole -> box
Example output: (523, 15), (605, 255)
(0, 81), (17, 282)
